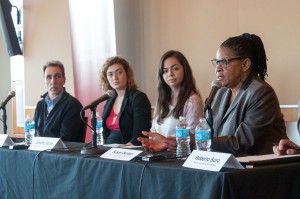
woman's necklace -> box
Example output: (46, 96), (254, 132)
(112, 94), (123, 125)
(112, 112), (118, 124)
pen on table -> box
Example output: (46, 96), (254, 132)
(273, 143), (300, 151)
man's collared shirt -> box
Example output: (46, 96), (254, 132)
(45, 91), (63, 114)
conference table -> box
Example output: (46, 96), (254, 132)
(1, 142), (300, 199)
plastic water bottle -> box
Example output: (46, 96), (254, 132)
(176, 116), (191, 158)
(24, 115), (35, 146)
(195, 118), (211, 151)
(24, 115), (30, 144)
(96, 119), (104, 145)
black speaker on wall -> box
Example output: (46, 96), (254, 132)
(0, 0), (22, 56)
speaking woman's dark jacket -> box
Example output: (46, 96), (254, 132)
(211, 73), (288, 155)
(102, 89), (151, 145)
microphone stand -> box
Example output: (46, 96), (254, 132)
(80, 107), (105, 155)
(204, 104), (214, 147)
(1, 107), (7, 134)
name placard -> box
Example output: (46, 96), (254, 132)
(100, 148), (142, 161)
(183, 150), (244, 171)
(0, 134), (14, 147)
(28, 137), (66, 151)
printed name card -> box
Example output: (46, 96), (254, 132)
(183, 150), (244, 171)
(28, 137), (66, 151)
(100, 148), (142, 161)
(0, 134), (14, 147)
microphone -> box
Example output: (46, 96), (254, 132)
(0, 91), (15, 109)
(82, 90), (116, 111)
(204, 80), (222, 111)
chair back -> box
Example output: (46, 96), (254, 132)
(285, 121), (300, 146)
(80, 117), (88, 143)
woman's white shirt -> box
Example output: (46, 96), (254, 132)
(151, 94), (203, 137)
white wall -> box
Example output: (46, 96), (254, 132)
(114, 0), (146, 91)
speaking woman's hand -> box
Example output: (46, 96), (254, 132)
(163, 136), (177, 152)
(138, 131), (168, 152)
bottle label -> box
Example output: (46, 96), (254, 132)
(96, 121), (102, 129)
(195, 130), (211, 141)
(176, 128), (189, 138)
(30, 123), (35, 129)
(24, 123), (30, 131)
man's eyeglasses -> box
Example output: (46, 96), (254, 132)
(211, 57), (244, 68)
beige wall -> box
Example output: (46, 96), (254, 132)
(23, 0), (74, 106)
(138, 0), (300, 105)
(240, 0), (300, 105)
(0, 0), (299, 132)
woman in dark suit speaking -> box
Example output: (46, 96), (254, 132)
(210, 33), (287, 155)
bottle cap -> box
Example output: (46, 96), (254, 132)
(25, 114), (32, 123)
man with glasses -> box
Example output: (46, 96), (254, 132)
(33, 60), (85, 142)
